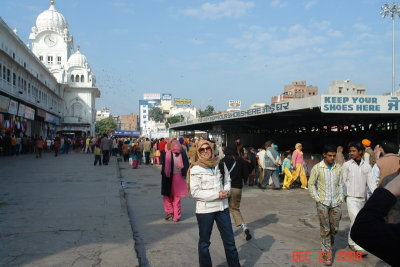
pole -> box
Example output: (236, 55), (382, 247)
(393, 17), (396, 96)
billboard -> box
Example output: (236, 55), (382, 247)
(143, 93), (161, 100)
(162, 93), (172, 101)
(18, 103), (26, 117)
(321, 95), (400, 113)
(0, 95), (9, 113)
(8, 100), (18, 115)
(174, 98), (192, 107)
(228, 100), (241, 108)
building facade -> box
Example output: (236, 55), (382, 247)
(29, 1), (100, 136)
(120, 113), (138, 131)
(0, 17), (63, 138)
(328, 80), (366, 95)
(271, 80), (318, 104)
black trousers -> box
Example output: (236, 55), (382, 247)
(145, 152), (150, 164)
(94, 155), (102, 165)
(102, 150), (110, 165)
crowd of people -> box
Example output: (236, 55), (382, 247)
(1, 132), (399, 266)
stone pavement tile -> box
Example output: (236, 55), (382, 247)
(0, 153), (138, 267)
(119, 161), (388, 267)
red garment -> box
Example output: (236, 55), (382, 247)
(158, 141), (166, 151)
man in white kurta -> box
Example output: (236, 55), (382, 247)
(342, 142), (377, 255)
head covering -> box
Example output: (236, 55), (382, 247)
(295, 143), (302, 149)
(179, 138), (184, 144)
(193, 140), (218, 168)
(362, 139), (371, 147)
(164, 140), (184, 178)
(171, 140), (182, 153)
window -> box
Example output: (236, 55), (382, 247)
(2, 65), (5, 80)
(7, 68), (10, 83)
(0, 63), (2, 79)
(72, 102), (82, 117)
(17, 76), (20, 88)
(71, 75), (74, 82)
(80, 75), (84, 82)
(23, 80), (27, 91)
(57, 56), (61, 64)
(28, 83), (31, 94)
(47, 56), (53, 64)
(75, 74), (79, 82)
(13, 73), (16, 86)
(39, 56), (43, 61)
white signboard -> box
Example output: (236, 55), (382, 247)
(321, 95), (400, 113)
(143, 93), (161, 100)
(8, 100), (18, 115)
(228, 100), (241, 108)
(18, 103), (26, 117)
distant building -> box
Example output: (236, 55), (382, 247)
(328, 80), (366, 95)
(96, 107), (110, 121)
(169, 106), (197, 121)
(271, 80), (318, 104)
(120, 113), (138, 131)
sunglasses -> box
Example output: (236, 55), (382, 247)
(199, 147), (212, 153)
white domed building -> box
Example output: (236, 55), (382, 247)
(29, 0), (100, 136)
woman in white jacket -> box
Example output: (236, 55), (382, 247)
(189, 140), (240, 267)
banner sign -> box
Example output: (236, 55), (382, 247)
(174, 98), (192, 107)
(112, 130), (141, 136)
(143, 93), (161, 100)
(18, 103), (26, 117)
(162, 93), (172, 101)
(45, 112), (60, 125)
(229, 100), (241, 108)
(0, 95), (10, 113)
(321, 95), (400, 113)
(24, 106), (35, 120)
(8, 100), (18, 115)
(199, 102), (290, 123)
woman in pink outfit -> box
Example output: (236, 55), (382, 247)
(161, 140), (189, 222)
(291, 143), (308, 189)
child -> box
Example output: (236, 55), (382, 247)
(130, 145), (140, 169)
(281, 151), (293, 189)
(94, 144), (102, 166)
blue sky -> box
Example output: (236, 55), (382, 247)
(1, 0), (395, 115)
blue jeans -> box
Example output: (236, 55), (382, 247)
(196, 208), (240, 267)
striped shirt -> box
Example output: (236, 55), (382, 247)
(308, 161), (344, 207)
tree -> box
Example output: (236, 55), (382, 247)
(95, 118), (117, 136)
(150, 106), (164, 122)
(197, 105), (215, 117)
(165, 115), (184, 129)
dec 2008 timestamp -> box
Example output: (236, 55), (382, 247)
(292, 251), (363, 262)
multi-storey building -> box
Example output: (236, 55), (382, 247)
(271, 80), (318, 104)
(328, 80), (366, 95)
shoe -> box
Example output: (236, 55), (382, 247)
(258, 184), (266, 190)
(244, 228), (252, 241)
(173, 218), (180, 223)
(164, 213), (173, 220)
(301, 187), (308, 190)
(272, 188), (281, 190)
(348, 245), (368, 257)
(323, 260), (332, 266)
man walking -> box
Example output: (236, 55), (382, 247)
(308, 145), (344, 266)
(342, 142), (376, 256)
(258, 141), (280, 190)
(100, 134), (112, 165)
(143, 138), (152, 164)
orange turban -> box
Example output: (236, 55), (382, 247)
(362, 139), (371, 147)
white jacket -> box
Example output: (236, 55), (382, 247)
(190, 164), (231, 214)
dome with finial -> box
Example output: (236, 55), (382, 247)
(68, 46), (89, 68)
(36, 0), (68, 32)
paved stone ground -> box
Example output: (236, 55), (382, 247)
(120, 161), (390, 267)
(0, 153), (391, 267)
(0, 152), (138, 267)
